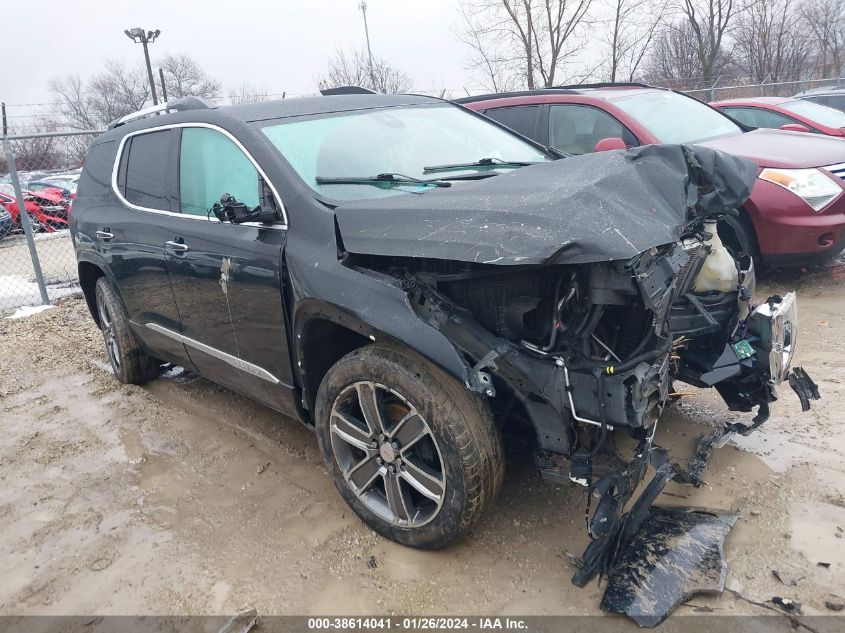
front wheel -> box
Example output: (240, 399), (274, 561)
(315, 344), (504, 549)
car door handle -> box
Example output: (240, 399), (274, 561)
(165, 240), (189, 252)
(96, 230), (114, 241)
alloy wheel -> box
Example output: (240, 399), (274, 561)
(329, 381), (446, 528)
(96, 291), (121, 371)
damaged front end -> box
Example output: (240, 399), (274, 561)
(333, 144), (820, 625)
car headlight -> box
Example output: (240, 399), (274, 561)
(759, 168), (842, 211)
(747, 292), (798, 384)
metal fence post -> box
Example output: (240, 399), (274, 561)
(2, 137), (50, 305)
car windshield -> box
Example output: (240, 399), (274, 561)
(780, 99), (845, 128)
(259, 103), (550, 201)
(613, 91), (743, 143)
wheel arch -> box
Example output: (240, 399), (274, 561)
(294, 299), (475, 422)
(78, 259), (106, 326)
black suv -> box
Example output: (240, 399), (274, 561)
(72, 93), (816, 620)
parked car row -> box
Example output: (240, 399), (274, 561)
(0, 171), (78, 238)
(458, 83), (845, 268)
(71, 92), (819, 625)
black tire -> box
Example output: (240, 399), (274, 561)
(719, 213), (759, 265)
(94, 277), (159, 385)
(315, 343), (504, 549)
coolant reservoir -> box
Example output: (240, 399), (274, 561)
(693, 220), (739, 293)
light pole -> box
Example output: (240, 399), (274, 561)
(124, 28), (161, 105)
(359, 2), (376, 90)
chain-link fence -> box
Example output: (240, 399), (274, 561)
(682, 76), (845, 102)
(0, 129), (102, 313)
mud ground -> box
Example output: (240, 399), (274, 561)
(1, 267), (844, 627)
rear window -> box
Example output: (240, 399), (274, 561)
(77, 141), (115, 198)
(483, 105), (540, 139)
(121, 130), (173, 211)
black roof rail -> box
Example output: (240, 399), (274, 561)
(320, 86), (377, 96)
(453, 88), (579, 103)
(548, 82), (657, 90)
(108, 96), (214, 129)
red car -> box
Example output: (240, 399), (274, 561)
(0, 190), (69, 232)
(459, 84), (845, 267)
(711, 96), (845, 137)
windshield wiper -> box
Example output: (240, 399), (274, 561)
(422, 157), (539, 174)
(315, 173), (451, 188)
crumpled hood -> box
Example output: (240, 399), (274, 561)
(334, 144), (757, 266)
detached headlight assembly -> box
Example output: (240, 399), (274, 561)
(759, 168), (842, 211)
(747, 292), (798, 384)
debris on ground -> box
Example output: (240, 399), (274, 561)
(217, 608), (258, 633)
(771, 596), (801, 613)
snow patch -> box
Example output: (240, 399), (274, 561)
(5, 304), (55, 319)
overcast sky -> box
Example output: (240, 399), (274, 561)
(2, 0), (476, 112)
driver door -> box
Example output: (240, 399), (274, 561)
(163, 125), (296, 415)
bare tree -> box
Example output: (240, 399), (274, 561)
(644, 19), (707, 82)
(317, 48), (412, 94)
(227, 83), (272, 104)
(674, 0), (741, 85)
(156, 53), (222, 100)
(0, 118), (62, 172)
(733, 0), (814, 83)
(455, 2), (523, 91)
(50, 61), (151, 129)
(603, 0), (666, 81)
(803, 0), (845, 77)
(456, 0), (596, 90)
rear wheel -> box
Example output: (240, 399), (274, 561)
(315, 344), (504, 549)
(94, 277), (159, 384)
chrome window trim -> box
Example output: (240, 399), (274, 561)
(111, 122), (289, 229)
(145, 322), (288, 386)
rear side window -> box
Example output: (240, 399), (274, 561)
(548, 105), (635, 155)
(483, 105), (540, 139)
(77, 141), (115, 198)
(121, 130), (173, 211)
(179, 127), (260, 216)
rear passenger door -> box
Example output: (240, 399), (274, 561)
(108, 128), (196, 369)
(164, 125), (296, 415)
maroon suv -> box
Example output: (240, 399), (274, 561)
(459, 84), (845, 267)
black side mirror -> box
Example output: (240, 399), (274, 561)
(211, 189), (278, 225)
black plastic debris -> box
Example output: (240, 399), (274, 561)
(600, 508), (737, 628)
(789, 367), (821, 411)
(771, 596), (801, 613)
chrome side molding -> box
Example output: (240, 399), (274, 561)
(145, 322), (281, 385)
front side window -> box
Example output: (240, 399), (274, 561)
(548, 105), (634, 155)
(259, 103), (550, 202)
(123, 130), (172, 211)
(179, 127), (260, 216)
(727, 107), (801, 130)
(613, 91), (742, 144)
